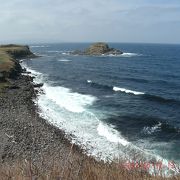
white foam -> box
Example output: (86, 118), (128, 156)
(48, 50), (61, 53)
(62, 52), (69, 55)
(30, 45), (49, 48)
(113, 86), (145, 95)
(120, 53), (141, 57)
(87, 80), (92, 83)
(97, 122), (129, 146)
(106, 53), (141, 57)
(142, 122), (162, 135)
(58, 59), (72, 62)
(20, 63), (42, 76)
(43, 84), (96, 113)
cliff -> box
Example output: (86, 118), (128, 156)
(0, 44), (35, 81)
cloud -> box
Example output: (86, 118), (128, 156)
(0, 0), (179, 43)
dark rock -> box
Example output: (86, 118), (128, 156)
(33, 83), (43, 88)
(0, 72), (6, 82)
(72, 42), (123, 56)
(8, 85), (20, 89)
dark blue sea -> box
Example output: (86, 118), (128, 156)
(22, 43), (180, 167)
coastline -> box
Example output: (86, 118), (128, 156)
(0, 47), (179, 179)
(0, 74), (81, 162)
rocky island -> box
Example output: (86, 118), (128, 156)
(72, 42), (123, 56)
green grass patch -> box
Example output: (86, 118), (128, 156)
(0, 81), (10, 94)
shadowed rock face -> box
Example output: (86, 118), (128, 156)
(72, 43), (123, 56)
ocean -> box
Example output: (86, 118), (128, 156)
(21, 43), (180, 170)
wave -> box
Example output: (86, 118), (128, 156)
(120, 53), (142, 57)
(21, 63), (42, 76)
(87, 80), (180, 105)
(43, 84), (96, 113)
(105, 52), (142, 57)
(58, 59), (72, 62)
(87, 80), (144, 95)
(87, 80), (112, 91)
(142, 122), (162, 135)
(97, 122), (129, 146)
(87, 80), (143, 95)
(30, 45), (49, 48)
(61, 52), (71, 55)
(87, 80), (92, 83)
(113, 86), (145, 95)
(47, 50), (62, 53)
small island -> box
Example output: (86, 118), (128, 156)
(72, 42), (123, 56)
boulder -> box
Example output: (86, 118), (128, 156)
(33, 83), (44, 88)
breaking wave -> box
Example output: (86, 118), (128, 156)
(97, 122), (129, 146)
(58, 59), (72, 62)
(30, 45), (49, 48)
(87, 80), (180, 104)
(42, 84), (96, 113)
(142, 122), (162, 135)
(113, 86), (145, 95)
(120, 53), (142, 57)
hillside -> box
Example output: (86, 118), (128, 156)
(0, 44), (35, 81)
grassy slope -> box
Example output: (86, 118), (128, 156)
(0, 44), (34, 72)
(0, 50), (14, 72)
(0, 44), (34, 91)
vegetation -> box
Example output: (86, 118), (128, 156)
(0, 149), (179, 180)
(0, 44), (34, 85)
(0, 50), (14, 73)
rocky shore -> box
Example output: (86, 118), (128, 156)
(1, 75), (72, 161)
(0, 46), (84, 167)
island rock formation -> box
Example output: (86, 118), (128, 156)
(72, 43), (123, 56)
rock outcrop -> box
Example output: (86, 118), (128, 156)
(72, 42), (123, 56)
(0, 44), (36, 82)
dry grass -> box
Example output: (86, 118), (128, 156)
(0, 147), (179, 180)
(0, 44), (30, 73)
(0, 51), (14, 72)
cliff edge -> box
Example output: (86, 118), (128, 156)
(0, 44), (35, 82)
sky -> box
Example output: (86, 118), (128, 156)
(0, 0), (180, 44)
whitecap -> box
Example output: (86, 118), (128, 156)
(105, 52), (142, 57)
(97, 122), (129, 146)
(58, 59), (72, 62)
(30, 45), (49, 48)
(142, 122), (162, 135)
(87, 80), (92, 83)
(120, 53), (141, 57)
(42, 84), (96, 113)
(113, 86), (145, 95)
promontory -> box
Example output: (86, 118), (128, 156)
(0, 44), (35, 82)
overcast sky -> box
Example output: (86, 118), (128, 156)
(0, 0), (180, 44)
